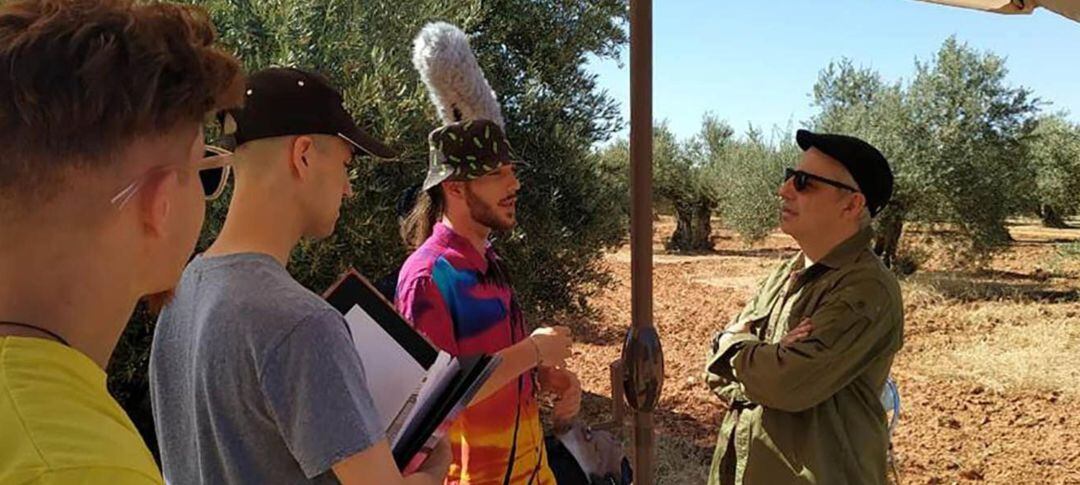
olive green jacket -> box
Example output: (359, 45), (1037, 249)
(706, 227), (904, 485)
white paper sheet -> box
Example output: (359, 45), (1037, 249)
(344, 305), (427, 432)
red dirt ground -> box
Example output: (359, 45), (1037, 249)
(565, 219), (1080, 484)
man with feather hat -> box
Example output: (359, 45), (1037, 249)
(396, 22), (583, 485)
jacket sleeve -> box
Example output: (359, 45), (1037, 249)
(704, 270), (779, 402)
(726, 277), (900, 412)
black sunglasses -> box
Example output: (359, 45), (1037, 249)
(784, 168), (859, 193)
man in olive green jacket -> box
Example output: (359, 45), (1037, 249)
(706, 130), (904, 485)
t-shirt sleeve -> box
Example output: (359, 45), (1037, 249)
(257, 308), (383, 478)
(395, 275), (460, 356)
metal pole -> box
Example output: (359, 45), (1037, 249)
(623, 0), (662, 483)
(629, 0), (652, 328)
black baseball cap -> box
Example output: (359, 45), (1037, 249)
(795, 129), (894, 217)
(222, 67), (397, 159)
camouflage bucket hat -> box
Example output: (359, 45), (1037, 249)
(423, 119), (519, 191)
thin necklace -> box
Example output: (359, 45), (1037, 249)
(0, 321), (70, 346)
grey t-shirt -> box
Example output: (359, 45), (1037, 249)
(149, 253), (381, 484)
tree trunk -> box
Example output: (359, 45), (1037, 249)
(691, 201), (713, 249)
(874, 203), (904, 269)
(667, 199), (714, 251)
(1040, 204), (1069, 229)
(668, 201), (695, 251)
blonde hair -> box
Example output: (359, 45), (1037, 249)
(400, 188), (445, 249)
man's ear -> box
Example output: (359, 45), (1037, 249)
(289, 135), (316, 180)
(845, 192), (868, 218)
(138, 171), (179, 238)
(442, 180), (466, 201)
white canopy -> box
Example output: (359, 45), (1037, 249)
(918, 0), (1080, 22)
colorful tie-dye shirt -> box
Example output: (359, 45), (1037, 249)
(396, 223), (555, 485)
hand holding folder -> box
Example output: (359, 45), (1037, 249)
(324, 269), (500, 472)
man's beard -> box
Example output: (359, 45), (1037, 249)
(465, 189), (516, 232)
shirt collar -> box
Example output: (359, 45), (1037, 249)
(785, 226), (875, 292)
(432, 222), (493, 273)
(814, 225), (875, 270)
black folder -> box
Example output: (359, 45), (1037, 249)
(324, 269), (500, 471)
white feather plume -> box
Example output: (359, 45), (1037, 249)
(412, 22), (504, 128)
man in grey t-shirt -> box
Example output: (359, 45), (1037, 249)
(149, 68), (450, 485)
(152, 253), (381, 483)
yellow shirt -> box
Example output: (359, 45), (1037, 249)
(0, 336), (163, 484)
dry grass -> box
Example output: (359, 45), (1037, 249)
(1058, 241), (1080, 258)
(652, 435), (711, 485)
(899, 233), (1080, 397)
(948, 323), (1080, 396)
(909, 303), (1080, 397)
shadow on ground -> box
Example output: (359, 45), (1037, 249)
(565, 310), (628, 347)
(908, 270), (1079, 303)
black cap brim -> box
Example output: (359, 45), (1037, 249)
(337, 118), (398, 159)
(339, 130), (397, 159)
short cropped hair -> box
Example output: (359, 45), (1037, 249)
(0, 0), (245, 205)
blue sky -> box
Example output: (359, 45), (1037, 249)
(587, 0), (1080, 142)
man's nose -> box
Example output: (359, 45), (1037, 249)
(778, 177), (796, 199)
